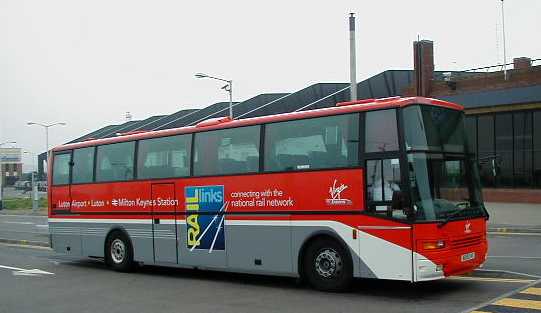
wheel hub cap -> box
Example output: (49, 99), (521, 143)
(315, 248), (342, 278)
(111, 239), (126, 264)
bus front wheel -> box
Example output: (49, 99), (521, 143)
(303, 237), (353, 292)
(105, 231), (134, 272)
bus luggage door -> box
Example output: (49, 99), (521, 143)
(151, 183), (178, 264)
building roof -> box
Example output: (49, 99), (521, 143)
(440, 85), (541, 109)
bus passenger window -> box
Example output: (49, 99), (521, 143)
(366, 158), (404, 219)
(264, 114), (359, 172)
(96, 142), (135, 182)
(138, 135), (191, 179)
(72, 147), (95, 184)
(365, 109), (399, 152)
(52, 152), (72, 185)
(193, 126), (260, 176)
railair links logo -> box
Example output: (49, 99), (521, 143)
(185, 185), (227, 252)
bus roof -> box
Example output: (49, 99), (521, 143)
(54, 96), (462, 152)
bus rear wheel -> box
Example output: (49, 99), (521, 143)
(105, 231), (134, 272)
(303, 238), (353, 292)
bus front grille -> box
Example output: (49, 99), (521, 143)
(450, 235), (483, 249)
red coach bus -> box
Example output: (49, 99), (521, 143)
(48, 96), (488, 291)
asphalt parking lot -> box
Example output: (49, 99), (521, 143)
(0, 214), (540, 313)
(0, 243), (537, 313)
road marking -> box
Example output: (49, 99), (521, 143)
(0, 264), (54, 277)
(489, 232), (541, 236)
(2, 221), (34, 225)
(35, 224), (48, 228)
(463, 278), (541, 313)
(489, 255), (541, 260)
(521, 287), (541, 296)
(0, 214), (45, 218)
(493, 298), (541, 310)
(449, 276), (535, 284)
(470, 311), (491, 313)
(475, 269), (541, 279)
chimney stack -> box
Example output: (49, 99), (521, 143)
(513, 57), (532, 70)
(413, 40), (434, 97)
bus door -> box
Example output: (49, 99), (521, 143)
(151, 183), (178, 264)
(50, 151), (73, 214)
(363, 157), (413, 281)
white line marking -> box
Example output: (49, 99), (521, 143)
(2, 221), (34, 225)
(35, 224), (48, 228)
(488, 256), (541, 260)
(0, 264), (54, 276)
(0, 215), (46, 218)
(476, 268), (541, 279)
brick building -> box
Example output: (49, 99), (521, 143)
(405, 40), (541, 203)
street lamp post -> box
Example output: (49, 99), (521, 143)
(23, 151), (38, 212)
(195, 73), (233, 119)
(500, 0), (508, 81)
(27, 122), (66, 179)
(0, 141), (17, 210)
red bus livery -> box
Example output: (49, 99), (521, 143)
(48, 97), (488, 291)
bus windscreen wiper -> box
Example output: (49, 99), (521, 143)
(437, 203), (470, 228)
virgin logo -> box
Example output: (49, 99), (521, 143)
(465, 222), (472, 234)
(326, 179), (352, 205)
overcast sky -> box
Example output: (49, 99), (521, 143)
(1, 0), (540, 171)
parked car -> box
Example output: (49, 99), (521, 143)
(14, 181), (31, 190)
(37, 181), (48, 192)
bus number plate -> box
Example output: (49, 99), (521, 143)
(461, 252), (475, 262)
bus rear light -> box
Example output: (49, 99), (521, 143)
(423, 240), (446, 250)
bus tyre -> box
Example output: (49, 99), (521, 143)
(303, 238), (353, 292)
(105, 231), (134, 272)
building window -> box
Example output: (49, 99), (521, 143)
(477, 115), (495, 187)
(495, 113), (513, 187)
(52, 153), (71, 185)
(194, 126), (260, 176)
(72, 147), (95, 184)
(264, 114), (359, 172)
(513, 112), (533, 187)
(138, 135), (191, 179)
(534, 111), (541, 188)
(95, 142), (135, 182)
(465, 116), (477, 155)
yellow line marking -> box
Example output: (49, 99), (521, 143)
(448, 276), (535, 284)
(493, 298), (541, 310)
(521, 287), (541, 296)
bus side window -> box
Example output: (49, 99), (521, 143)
(366, 158), (405, 219)
(193, 126), (260, 176)
(72, 147), (95, 184)
(365, 109), (399, 153)
(52, 152), (72, 185)
(95, 142), (135, 182)
(137, 134), (191, 179)
(264, 114), (359, 172)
